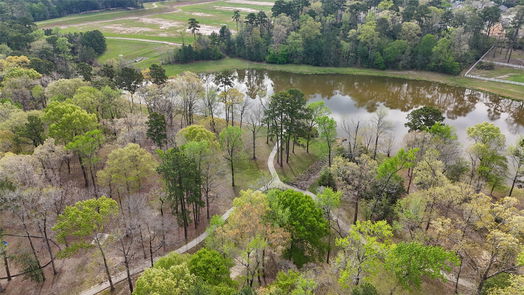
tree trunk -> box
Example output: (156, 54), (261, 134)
(231, 105), (235, 126)
(180, 195), (189, 241)
(230, 158), (235, 187)
(353, 196), (359, 225)
(149, 236), (155, 267)
(139, 227), (147, 259)
(454, 256), (463, 294)
(2, 251), (11, 281)
(23, 222), (44, 281)
(96, 237), (114, 291)
(89, 166), (98, 198)
(206, 189), (210, 220)
(159, 199), (166, 253)
(327, 142), (332, 167)
(42, 219), (57, 275)
(78, 155), (89, 188)
(306, 132), (311, 153)
(373, 132), (379, 160)
(407, 168), (414, 194)
(286, 136), (290, 164)
(252, 130), (257, 159)
(122, 241), (133, 293)
(509, 168), (519, 196)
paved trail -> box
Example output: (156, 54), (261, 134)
(80, 144), (279, 295)
(79, 143), (474, 294)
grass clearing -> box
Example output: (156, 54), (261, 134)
(471, 65), (524, 84)
(276, 140), (325, 184)
(98, 38), (173, 67)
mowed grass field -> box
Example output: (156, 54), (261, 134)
(471, 65), (524, 83)
(38, 0), (274, 65)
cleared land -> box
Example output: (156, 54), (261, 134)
(38, 0), (274, 65)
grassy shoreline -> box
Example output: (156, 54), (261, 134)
(162, 58), (524, 101)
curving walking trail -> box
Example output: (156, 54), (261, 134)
(80, 143), (300, 295)
(79, 143), (474, 294)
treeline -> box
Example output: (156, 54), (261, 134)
(172, 2), (524, 75)
(0, 0), (145, 21)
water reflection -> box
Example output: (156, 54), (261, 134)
(205, 70), (524, 146)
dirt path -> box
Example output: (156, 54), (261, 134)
(106, 36), (181, 46)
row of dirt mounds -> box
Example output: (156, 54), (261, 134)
(225, 0), (274, 5)
(215, 6), (259, 12)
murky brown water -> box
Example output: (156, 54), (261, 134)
(212, 70), (524, 147)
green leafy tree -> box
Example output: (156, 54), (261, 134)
(414, 34), (437, 70)
(316, 115), (337, 166)
(232, 10), (241, 31)
(264, 89), (309, 166)
(149, 64), (167, 85)
(66, 129), (104, 192)
(336, 220), (393, 288)
(383, 40), (408, 69)
(157, 147), (202, 241)
(304, 101), (330, 153)
(188, 18), (201, 40)
(43, 101), (98, 144)
(269, 189), (328, 267)
(262, 270), (317, 295)
(134, 252), (196, 295)
(146, 112), (167, 148)
(429, 38), (460, 75)
(116, 67), (144, 94)
(97, 143), (157, 205)
(219, 126), (243, 187)
(467, 122), (507, 194)
(188, 248), (233, 286)
(52, 196), (119, 290)
(80, 30), (106, 55)
(508, 137), (524, 196)
(14, 114), (45, 147)
(386, 242), (459, 293)
(405, 106), (445, 132)
(317, 187), (341, 263)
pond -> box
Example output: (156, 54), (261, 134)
(222, 70), (524, 149)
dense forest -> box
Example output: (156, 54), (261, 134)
(0, 0), (146, 21)
(173, 0), (524, 74)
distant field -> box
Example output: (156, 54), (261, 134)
(98, 38), (173, 67)
(38, 0), (275, 65)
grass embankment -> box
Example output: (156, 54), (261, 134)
(163, 58), (524, 101)
(275, 140), (325, 184)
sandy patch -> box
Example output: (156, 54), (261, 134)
(225, 0), (274, 6)
(214, 6), (258, 13)
(103, 24), (155, 34)
(191, 12), (213, 17)
(138, 17), (182, 29)
(187, 24), (222, 35)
